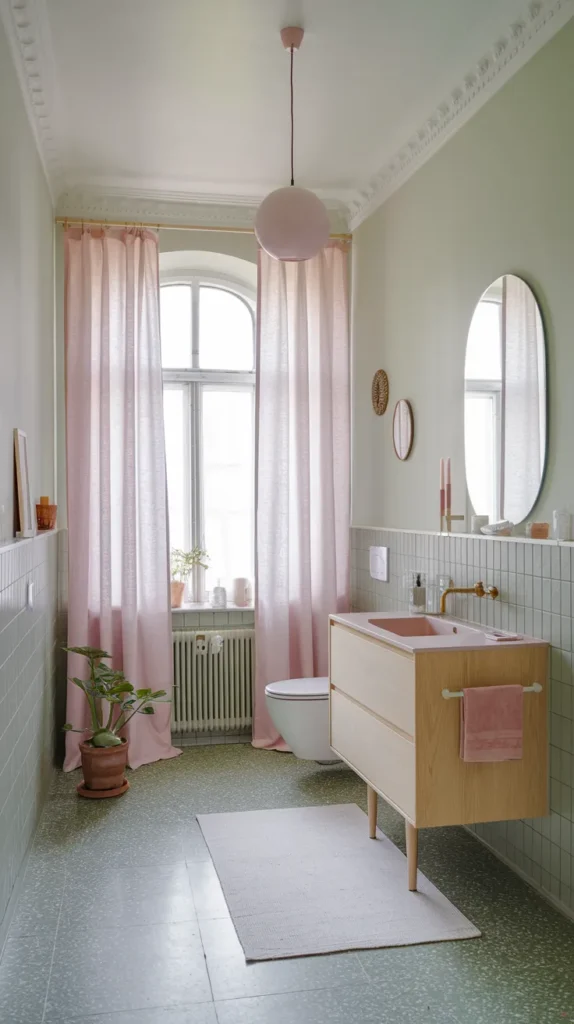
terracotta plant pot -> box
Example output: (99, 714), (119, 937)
(78, 739), (129, 799)
(171, 580), (185, 608)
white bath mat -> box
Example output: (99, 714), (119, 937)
(197, 803), (480, 961)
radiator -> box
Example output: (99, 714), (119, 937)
(172, 629), (254, 733)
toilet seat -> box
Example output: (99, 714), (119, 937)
(265, 677), (329, 701)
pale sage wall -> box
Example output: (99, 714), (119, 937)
(352, 19), (574, 531)
(0, 19), (55, 534)
(0, 16), (58, 934)
(159, 228), (258, 264)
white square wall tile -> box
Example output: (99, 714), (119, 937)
(542, 546), (552, 578)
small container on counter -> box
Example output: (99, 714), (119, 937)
(406, 571), (427, 614)
(425, 583), (441, 615)
(427, 575), (453, 614)
(471, 515), (489, 535)
(529, 522), (550, 540)
(552, 510), (571, 541)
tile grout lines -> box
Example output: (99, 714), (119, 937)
(188, 846), (218, 1009)
(40, 859), (67, 1024)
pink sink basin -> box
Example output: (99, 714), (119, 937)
(368, 616), (479, 638)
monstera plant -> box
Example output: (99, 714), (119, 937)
(64, 645), (168, 798)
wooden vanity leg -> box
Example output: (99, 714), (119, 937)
(405, 822), (418, 891)
(367, 785), (378, 839)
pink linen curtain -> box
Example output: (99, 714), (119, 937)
(253, 243), (350, 750)
(64, 226), (180, 771)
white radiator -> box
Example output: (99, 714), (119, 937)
(172, 629), (254, 733)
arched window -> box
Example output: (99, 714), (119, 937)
(160, 268), (255, 603)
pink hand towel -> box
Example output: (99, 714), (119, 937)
(460, 685), (523, 762)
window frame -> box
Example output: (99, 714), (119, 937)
(160, 272), (256, 603)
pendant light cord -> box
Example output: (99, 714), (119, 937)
(290, 46), (295, 186)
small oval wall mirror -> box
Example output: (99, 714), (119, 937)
(393, 399), (414, 460)
(464, 274), (547, 525)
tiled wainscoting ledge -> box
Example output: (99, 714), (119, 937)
(351, 525), (574, 920)
(0, 529), (60, 948)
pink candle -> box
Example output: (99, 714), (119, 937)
(446, 457), (451, 513)
(440, 459), (445, 518)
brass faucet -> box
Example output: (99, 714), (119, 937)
(439, 580), (499, 615)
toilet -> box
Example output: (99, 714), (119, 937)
(264, 677), (339, 763)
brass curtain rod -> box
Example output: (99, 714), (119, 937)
(54, 216), (352, 241)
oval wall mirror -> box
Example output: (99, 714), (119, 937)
(464, 274), (547, 525)
(393, 399), (414, 460)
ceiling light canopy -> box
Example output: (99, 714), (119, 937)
(255, 27), (330, 263)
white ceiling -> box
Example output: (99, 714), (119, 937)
(1, 0), (571, 225)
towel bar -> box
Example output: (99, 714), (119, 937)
(441, 682), (542, 700)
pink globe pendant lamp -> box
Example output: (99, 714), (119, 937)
(255, 27), (330, 262)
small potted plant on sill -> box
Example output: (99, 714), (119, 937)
(170, 547), (209, 608)
(63, 645), (168, 799)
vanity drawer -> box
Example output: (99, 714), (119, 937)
(330, 623), (415, 736)
(330, 689), (416, 821)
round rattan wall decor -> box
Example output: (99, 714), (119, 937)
(371, 369), (389, 416)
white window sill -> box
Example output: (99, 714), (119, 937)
(171, 602), (255, 613)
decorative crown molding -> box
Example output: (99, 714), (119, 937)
(2, 0), (572, 226)
(55, 187), (350, 234)
(347, 0), (574, 229)
(56, 190), (260, 230)
(0, 0), (62, 200)
(59, 178), (355, 210)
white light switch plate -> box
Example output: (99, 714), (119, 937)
(369, 546), (389, 582)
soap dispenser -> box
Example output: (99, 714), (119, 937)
(409, 572), (427, 614)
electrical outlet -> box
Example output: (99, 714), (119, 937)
(210, 634), (224, 654)
(195, 633), (208, 655)
(369, 546), (389, 582)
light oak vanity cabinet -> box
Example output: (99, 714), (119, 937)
(328, 615), (549, 890)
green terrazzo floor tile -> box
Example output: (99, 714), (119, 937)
(2, 744), (574, 1024)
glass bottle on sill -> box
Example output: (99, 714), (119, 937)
(211, 580), (227, 609)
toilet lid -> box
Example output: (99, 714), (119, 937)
(265, 677), (329, 701)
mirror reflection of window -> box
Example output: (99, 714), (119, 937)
(464, 275), (546, 526)
(464, 288), (502, 522)
(502, 275), (546, 524)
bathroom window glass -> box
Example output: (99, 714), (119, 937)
(160, 285), (193, 368)
(199, 287), (254, 370)
(202, 388), (254, 594)
(160, 275), (255, 604)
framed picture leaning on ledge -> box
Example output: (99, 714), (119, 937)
(14, 428), (34, 538)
